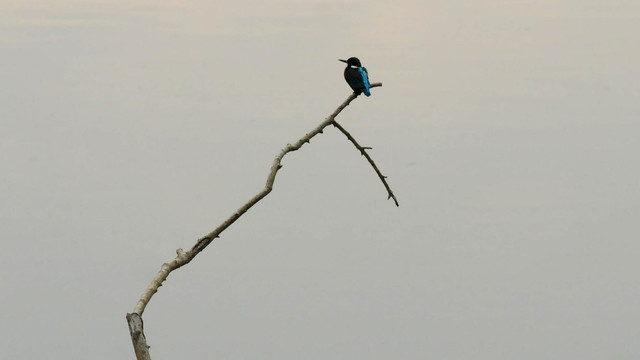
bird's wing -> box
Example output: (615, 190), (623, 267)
(358, 67), (371, 96)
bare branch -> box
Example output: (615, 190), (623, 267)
(131, 83), (384, 316)
(331, 120), (399, 206)
(127, 82), (393, 360)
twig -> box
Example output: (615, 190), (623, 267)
(331, 120), (399, 206)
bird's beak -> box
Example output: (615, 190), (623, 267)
(338, 59), (348, 63)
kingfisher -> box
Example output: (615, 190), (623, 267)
(339, 57), (371, 96)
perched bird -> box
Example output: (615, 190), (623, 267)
(339, 57), (371, 96)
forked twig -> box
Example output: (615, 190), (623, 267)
(127, 82), (396, 359)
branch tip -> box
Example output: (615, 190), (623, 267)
(330, 119), (398, 206)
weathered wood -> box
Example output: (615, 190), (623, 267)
(126, 313), (151, 360)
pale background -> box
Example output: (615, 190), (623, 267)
(1, 1), (639, 359)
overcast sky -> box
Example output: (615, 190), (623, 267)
(2, 1), (639, 359)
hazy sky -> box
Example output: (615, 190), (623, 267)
(2, 1), (639, 359)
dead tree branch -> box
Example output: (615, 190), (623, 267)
(127, 82), (394, 359)
(331, 120), (399, 206)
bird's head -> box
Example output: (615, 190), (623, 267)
(339, 57), (362, 67)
